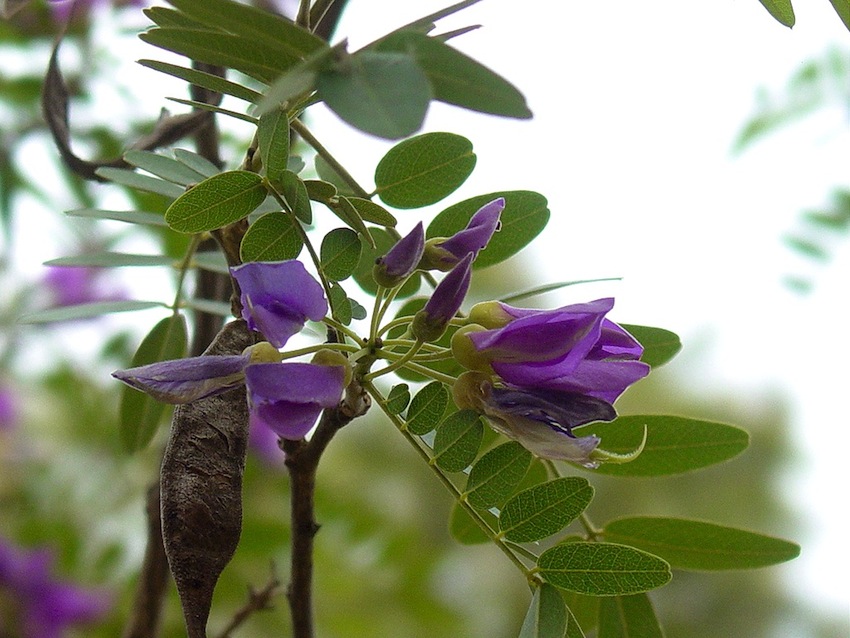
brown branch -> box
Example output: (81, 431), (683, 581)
(282, 380), (370, 638)
(121, 484), (170, 638)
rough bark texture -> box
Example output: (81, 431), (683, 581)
(160, 320), (259, 638)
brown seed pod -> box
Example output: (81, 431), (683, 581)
(160, 319), (260, 638)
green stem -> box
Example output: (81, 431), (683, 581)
(364, 382), (537, 579)
(173, 235), (203, 313)
(290, 119), (370, 199)
(369, 286), (386, 342)
(364, 340), (424, 381)
(278, 342), (358, 361)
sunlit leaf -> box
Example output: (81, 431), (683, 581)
(519, 584), (567, 638)
(257, 107), (290, 185)
(124, 150), (208, 186)
(138, 59), (262, 103)
(165, 170), (266, 233)
(538, 542), (671, 596)
(499, 477), (593, 543)
(119, 314), (187, 452)
(96, 167), (185, 199)
(465, 441), (532, 509)
(19, 301), (167, 324)
(757, 0), (795, 27)
(240, 212), (303, 262)
(597, 594), (663, 638)
(602, 517), (801, 570)
(44, 252), (174, 268)
(406, 381), (449, 435)
(347, 197), (397, 227)
(278, 171), (312, 224)
(320, 228), (362, 281)
(576, 415), (749, 477)
(374, 132), (476, 209)
(432, 409), (484, 472)
(828, 0), (850, 31)
(317, 50), (431, 140)
(65, 209), (167, 227)
(173, 149), (220, 178)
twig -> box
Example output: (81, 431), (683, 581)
(213, 569), (283, 638)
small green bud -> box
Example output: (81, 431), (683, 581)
(467, 301), (513, 329)
(450, 324), (493, 373)
(311, 349), (353, 387)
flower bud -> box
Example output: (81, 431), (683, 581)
(411, 253), (472, 342)
(467, 301), (514, 329)
(418, 198), (503, 271)
(372, 222), (425, 288)
(311, 349), (353, 387)
(450, 324), (493, 373)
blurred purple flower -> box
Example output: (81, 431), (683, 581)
(461, 298), (649, 404)
(48, 0), (146, 23)
(0, 537), (110, 638)
(0, 384), (18, 431)
(423, 198), (503, 271)
(248, 418), (285, 467)
(373, 222), (425, 288)
(231, 260), (327, 348)
(245, 362), (346, 440)
(43, 266), (126, 308)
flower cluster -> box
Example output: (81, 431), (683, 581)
(113, 260), (348, 443)
(0, 536), (109, 638)
(452, 298), (650, 466)
(114, 196), (646, 466)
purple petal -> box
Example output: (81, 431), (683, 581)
(245, 362), (345, 439)
(231, 261), (327, 348)
(112, 354), (250, 403)
(0, 384), (19, 431)
(413, 253), (473, 341)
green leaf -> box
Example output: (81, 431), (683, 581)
(326, 197), (375, 248)
(19, 300), (167, 324)
(240, 212), (303, 262)
(257, 107), (290, 185)
(376, 31), (531, 119)
(167, 0), (325, 68)
(757, 0), (795, 27)
(165, 170), (267, 234)
(119, 315), (187, 452)
(124, 150), (208, 186)
(519, 584), (567, 638)
(597, 594), (663, 638)
(327, 281), (352, 325)
(449, 501), (496, 545)
(166, 97), (257, 124)
(499, 477), (593, 543)
(374, 132), (476, 209)
(385, 384), (411, 415)
(137, 59), (262, 103)
(406, 381), (449, 435)
(96, 167), (185, 199)
(619, 324), (682, 368)
(428, 191), (549, 268)
(65, 209), (167, 227)
(347, 197), (397, 227)
(828, 0), (850, 31)
(577, 415), (749, 477)
(501, 279), (622, 305)
(433, 409), (484, 472)
(44, 253), (174, 268)
(304, 179), (337, 203)
(465, 441), (532, 509)
(602, 517), (801, 570)
(139, 28), (284, 84)
(278, 171), (312, 224)
(538, 542), (671, 596)
(173, 149), (219, 178)
(317, 50), (431, 140)
(320, 228), (362, 281)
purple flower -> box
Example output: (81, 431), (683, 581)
(0, 537), (110, 638)
(453, 372), (609, 467)
(112, 353), (251, 404)
(245, 362), (346, 439)
(458, 298), (649, 404)
(373, 222), (425, 288)
(411, 253), (473, 342)
(422, 198), (504, 271)
(43, 266), (126, 308)
(231, 260), (327, 348)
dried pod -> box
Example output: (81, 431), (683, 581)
(160, 319), (259, 638)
